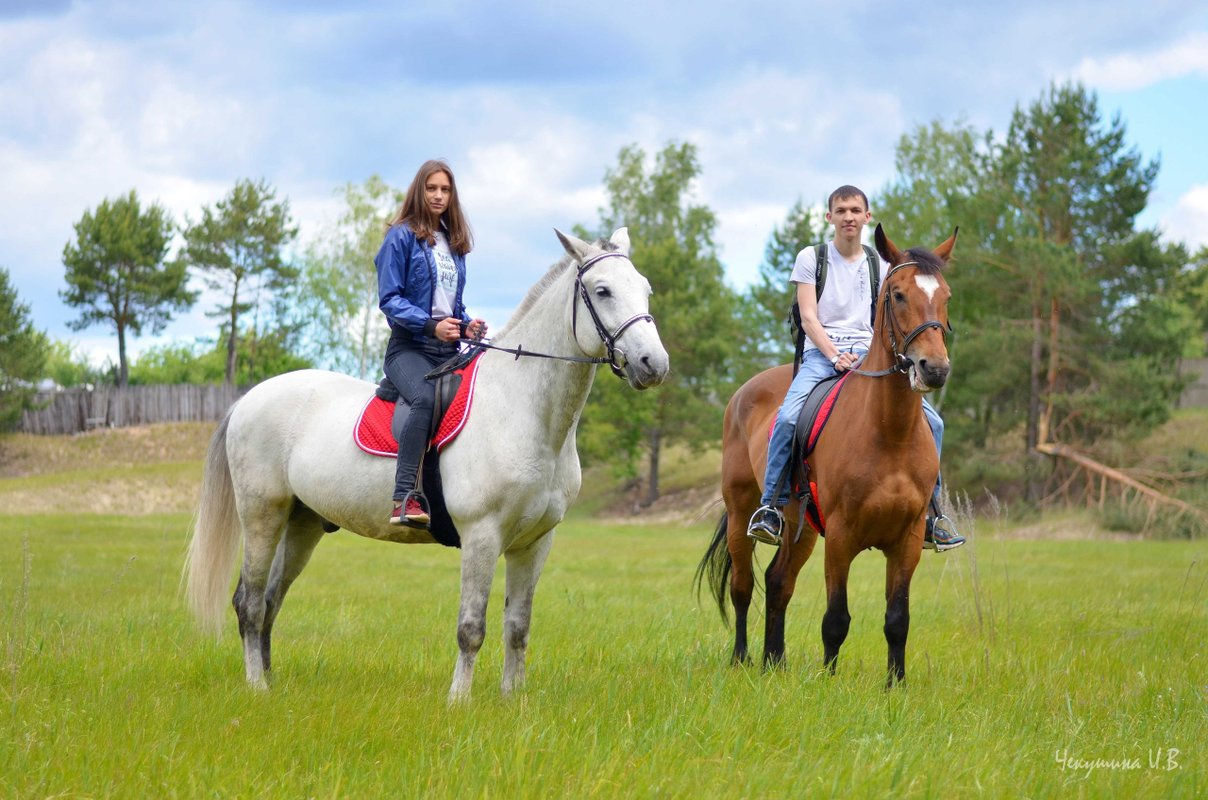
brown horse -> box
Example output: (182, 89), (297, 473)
(696, 224), (957, 686)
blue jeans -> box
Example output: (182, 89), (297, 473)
(761, 346), (945, 507)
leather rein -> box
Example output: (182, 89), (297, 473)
(848, 260), (952, 379)
(433, 251), (655, 380)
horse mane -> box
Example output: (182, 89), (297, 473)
(901, 247), (946, 275)
(496, 239), (621, 336)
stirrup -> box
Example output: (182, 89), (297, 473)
(394, 489), (431, 530)
(925, 513), (965, 552)
(747, 505), (784, 546)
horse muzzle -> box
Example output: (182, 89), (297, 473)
(908, 355), (950, 393)
(621, 345), (670, 390)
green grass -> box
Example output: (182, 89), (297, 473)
(2, 513), (1204, 798)
(0, 460), (201, 493)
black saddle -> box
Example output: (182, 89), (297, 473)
(373, 349), (472, 441)
(790, 373), (845, 465)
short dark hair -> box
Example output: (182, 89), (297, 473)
(828, 185), (869, 212)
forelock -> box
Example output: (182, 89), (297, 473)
(904, 247), (945, 275)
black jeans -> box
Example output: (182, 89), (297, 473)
(382, 330), (457, 500)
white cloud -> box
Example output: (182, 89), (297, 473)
(715, 202), (792, 288)
(657, 68), (903, 288)
(1073, 31), (1208, 91)
(1160, 184), (1208, 250)
(6, 1), (1208, 369)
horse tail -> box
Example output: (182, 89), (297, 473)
(184, 409), (240, 635)
(694, 511), (732, 625)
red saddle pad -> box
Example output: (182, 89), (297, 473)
(354, 355), (482, 457)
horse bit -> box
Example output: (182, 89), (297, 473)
(438, 250), (655, 380)
(849, 260), (952, 379)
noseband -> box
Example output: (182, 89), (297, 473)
(572, 251), (656, 378)
(851, 261), (952, 378)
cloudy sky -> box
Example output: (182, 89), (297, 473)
(3, 0), (1207, 366)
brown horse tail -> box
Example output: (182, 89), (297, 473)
(694, 511), (732, 625)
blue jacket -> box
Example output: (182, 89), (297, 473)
(375, 222), (470, 343)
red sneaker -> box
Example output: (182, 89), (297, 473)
(389, 496), (430, 526)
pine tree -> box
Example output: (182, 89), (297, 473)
(738, 200), (829, 372)
(178, 179), (299, 385)
(60, 190), (193, 386)
(0, 268), (50, 429)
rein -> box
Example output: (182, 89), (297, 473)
(429, 251), (655, 381)
(849, 260), (951, 379)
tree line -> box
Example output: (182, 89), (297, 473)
(876, 84), (1208, 504)
(3, 81), (1206, 509)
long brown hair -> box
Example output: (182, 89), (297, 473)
(386, 159), (473, 255)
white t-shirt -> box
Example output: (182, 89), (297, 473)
(431, 231), (459, 320)
(789, 241), (885, 352)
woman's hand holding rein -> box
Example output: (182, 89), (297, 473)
(438, 317), (487, 342)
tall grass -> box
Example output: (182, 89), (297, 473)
(1, 512), (1203, 798)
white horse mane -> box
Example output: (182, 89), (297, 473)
(495, 240), (620, 338)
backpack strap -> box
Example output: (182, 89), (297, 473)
(790, 301), (804, 377)
(790, 242), (829, 377)
(814, 240), (829, 301)
(863, 244), (881, 325)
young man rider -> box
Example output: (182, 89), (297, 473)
(746, 185), (965, 552)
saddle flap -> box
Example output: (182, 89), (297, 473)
(389, 372), (465, 442)
(791, 372), (850, 459)
(785, 372), (851, 538)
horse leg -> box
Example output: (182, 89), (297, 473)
(821, 538), (855, 674)
(231, 497), (292, 690)
(763, 513), (819, 670)
(500, 532), (554, 695)
(449, 530), (503, 703)
(884, 538), (922, 687)
(260, 504), (327, 675)
(726, 507), (756, 666)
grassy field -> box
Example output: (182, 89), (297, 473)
(2, 505), (1204, 797)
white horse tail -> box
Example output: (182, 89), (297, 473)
(184, 410), (240, 635)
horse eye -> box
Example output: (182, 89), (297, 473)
(595, 286), (612, 299)
(893, 290), (906, 302)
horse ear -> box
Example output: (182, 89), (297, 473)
(874, 223), (902, 264)
(609, 227), (631, 256)
(933, 227), (959, 263)
(554, 228), (593, 263)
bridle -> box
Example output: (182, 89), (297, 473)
(849, 260), (952, 379)
(571, 251), (656, 378)
(434, 250), (655, 380)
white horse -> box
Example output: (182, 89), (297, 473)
(185, 228), (669, 700)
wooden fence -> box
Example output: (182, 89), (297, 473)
(13, 357), (1208, 436)
(19, 384), (247, 435)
